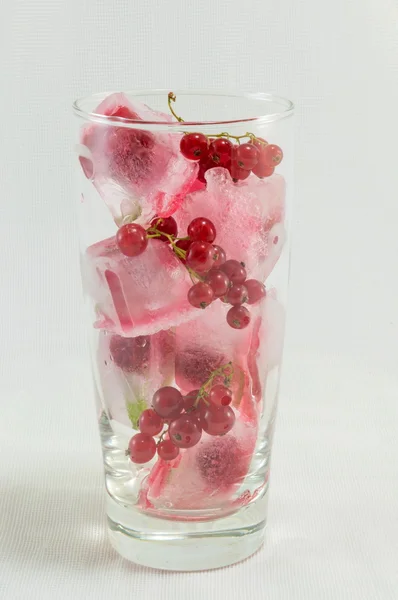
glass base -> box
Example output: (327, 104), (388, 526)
(107, 492), (268, 571)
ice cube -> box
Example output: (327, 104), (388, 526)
(96, 328), (175, 429)
(84, 236), (198, 337)
(173, 167), (286, 281)
(78, 93), (198, 223)
(144, 421), (257, 511)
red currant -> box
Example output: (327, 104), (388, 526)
(205, 269), (230, 297)
(209, 384), (233, 407)
(251, 136), (268, 149)
(235, 143), (259, 170)
(139, 409), (163, 436)
(244, 279), (266, 304)
(212, 245), (226, 267)
(229, 163), (251, 181)
(180, 133), (208, 161)
(128, 433), (156, 464)
(169, 415), (202, 448)
(183, 389), (201, 413)
(116, 223), (148, 257)
(252, 161), (274, 178)
(186, 241), (217, 273)
(152, 387), (183, 420)
(188, 282), (214, 309)
(157, 439), (180, 461)
(208, 138), (233, 166)
(197, 160), (213, 183)
(220, 260), (247, 283)
(150, 216), (178, 241)
(174, 238), (191, 263)
(109, 335), (150, 373)
(226, 306), (251, 329)
(202, 405), (235, 436)
(262, 144), (283, 166)
(188, 217), (216, 243)
(225, 283), (248, 306)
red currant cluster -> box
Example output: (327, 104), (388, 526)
(116, 216), (266, 330)
(180, 134), (283, 183)
(127, 364), (236, 464)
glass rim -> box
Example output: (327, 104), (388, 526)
(72, 89), (294, 128)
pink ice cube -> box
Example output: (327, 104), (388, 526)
(96, 329), (175, 428)
(78, 93), (198, 223)
(174, 167), (286, 281)
(84, 236), (198, 337)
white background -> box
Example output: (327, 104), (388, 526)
(1, 0), (397, 598)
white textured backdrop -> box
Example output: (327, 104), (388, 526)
(0, 1), (397, 598)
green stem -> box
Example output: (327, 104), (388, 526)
(195, 362), (234, 406)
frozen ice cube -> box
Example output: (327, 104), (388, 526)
(84, 236), (198, 337)
(96, 328), (175, 429)
(79, 93), (198, 223)
(173, 167), (286, 280)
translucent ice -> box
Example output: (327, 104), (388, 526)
(96, 329), (175, 429)
(84, 236), (198, 337)
(174, 167), (286, 281)
(79, 93), (198, 223)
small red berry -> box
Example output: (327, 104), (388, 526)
(205, 269), (230, 297)
(180, 133), (209, 161)
(220, 260), (247, 283)
(128, 433), (156, 464)
(235, 143), (259, 170)
(262, 144), (283, 166)
(212, 245), (226, 267)
(150, 216), (178, 241)
(226, 305), (251, 329)
(225, 283), (248, 306)
(157, 439), (180, 461)
(188, 217), (216, 243)
(169, 415), (202, 448)
(174, 238), (192, 263)
(139, 409), (163, 436)
(186, 241), (217, 273)
(116, 223), (148, 257)
(208, 138), (233, 166)
(244, 280), (266, 304)
(230, 163), (251, 181)
(188, 282), (214, 309)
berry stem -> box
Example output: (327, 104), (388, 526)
(168, 92), (184, 123)
(195, 362), (234, 406)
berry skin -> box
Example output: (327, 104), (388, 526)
(244, 279), (266, 304)
(188, 217), (216, 243)
(252, 162), (275, 178)
(116, 223), (148, 257)
(201, 405), (235, 436)
(205, 269), (230, 297)
(174, 238), (191, 263)
(128, 433), (156, 464)
(186, 241), (217, 273)
(169, 415), (202, 448)
(262, 144), (283, 166)
(139, 409), (163, 436)
(109, 335), (150, 373)
(235, 143), (259, 170)
(212, 245), (226, 267)
(227, 306), (251, 329)
(220, 259), (247, 284)
(157, 439), (180, 461)
(209, 384), (233, 407)
(152, 387), (183, 420)
(150, 216), (178, 241)
(188, 282), (214, 309)
(208, 138), (233, 166)
(183, 389), (201, 413)
(251, 136), (268, 150)
(225, 283), (248, 306)
(229, 162), (251, 181)
(180, 133), (208, 161)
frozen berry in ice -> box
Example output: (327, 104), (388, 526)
(197, 436), (247, 487)
(157, 439), (180, 461)
(227, 305), (251, 329)
(183, 389), (201, 413)
(220, 259), (247, 284)
(262, 144), (283, 167)
(205, 269), (230, 297)
(188, 217), (216, 243)
(116, 223), (148, 257)
(128, 433), (156, 464)
(208, 138), (233, 166)
(186, 241), (217, 273)
(152, 387), (183, 420)
(139, 409), (163, 436)
(202, 405), (235, 436)
(235, 143), (259, 170)
(109, 335), (150, 373)
(245, 279), (266, 304)
(180, 133), (208, 161)
(188, 282), (214, 309)
(150, 216), (178, 241)
(209, 384), (233, 407)
(212, 245), (226, 268)
(169, 415), (202, 448)
(225, 283), (248, 306)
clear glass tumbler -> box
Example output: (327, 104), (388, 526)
(73, 90), (294, 570)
